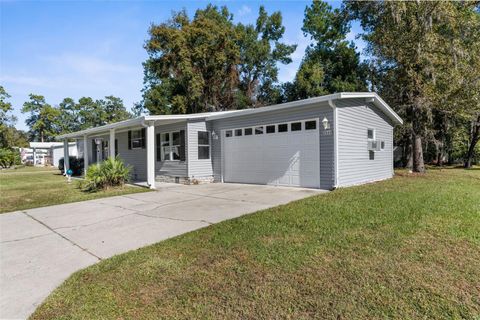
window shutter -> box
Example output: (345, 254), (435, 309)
(179, 130), (186, 161)
(141, 128), (146, 148)
(128, 131), (132, 150)
(156, 133), (161, 161)
(115, 139), (118, 156)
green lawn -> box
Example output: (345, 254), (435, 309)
(0, 166), (149, 213)
(31, 168), (480, 319)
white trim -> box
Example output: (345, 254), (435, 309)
(57, 92), (402, 140)
(328, 99), (339, 189)
(146, 122), (156, 189)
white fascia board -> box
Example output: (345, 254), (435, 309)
(205, 93), (342, 121)
(56, 117), (146, 140)
(206, 92), (403, 126)
(338, 92), (403, 125)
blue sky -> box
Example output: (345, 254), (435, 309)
(0, 0), (364, 131)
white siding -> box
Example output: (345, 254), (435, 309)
(337, 100), (394, 187)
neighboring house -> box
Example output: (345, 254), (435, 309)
(58, 92), (403, 190)
(21, 142), (79, 167)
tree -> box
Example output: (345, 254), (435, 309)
(345, 1), (480, 172)
(0, 86), (28, 148)
(285, 1), (367, 101)
(142, 4), (295, 114)
(22, 94), (60, 142)
(235, 7), (296, 107)
(98, 96), (132, 124)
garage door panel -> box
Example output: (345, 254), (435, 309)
(223, 120), (320, 188)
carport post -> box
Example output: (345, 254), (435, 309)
(83, 135), (89, 175)
(109, 128), (115, 158)
(63, 139), (70, 172)
(146, 121), (156, 189)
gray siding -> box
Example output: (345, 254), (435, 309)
(187, 120), (214, 178)
(155, 122), (188, 178)
(209, 102), (335, 189)
(116, 131), (147, 181)
(336, 99), (394, 187)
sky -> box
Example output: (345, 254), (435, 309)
(0, 0), (365, 131)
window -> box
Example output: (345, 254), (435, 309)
(369, 150), (375, 160)
(291, 122), (302, 131)
(305, 120), (317, 130)
(160, 131), (183, 161)
(244, 128), (253, 135)
(226, 130), (232, 137)
(367, 128), (375, 140)
(255, 126), (264, 134)
(381, 141), (385, 150)
(129, 129), (145, 149)
(235, 129), (243, 136)
(197, 131), (210, 160)
(278, 124), (288, 132)
(266, 125), (275, 133)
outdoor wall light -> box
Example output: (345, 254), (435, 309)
(94, 138), (103, 145)
(211, 131), (219, 140)
(322, 117), (330, 130)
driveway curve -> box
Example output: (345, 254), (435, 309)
(0, 183), (325, 319)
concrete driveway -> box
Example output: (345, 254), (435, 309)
(0, 182), (325, 319)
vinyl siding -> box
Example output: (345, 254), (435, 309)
(209, 102), (335, 189)
(155, 122), (188, 178)
(336, 99), (394, 187)
(116, 131), (147, 181)
(187, 120), (214, 178)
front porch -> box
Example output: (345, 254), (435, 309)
(58, 114), (215, 189)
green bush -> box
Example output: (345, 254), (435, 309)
(0, 148), (21, 168)
(80, 157), (131, 192)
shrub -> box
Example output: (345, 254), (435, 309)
(0, 148), (21, 168)
(59, 157), (84, 176)
(80, 157), (131, 192)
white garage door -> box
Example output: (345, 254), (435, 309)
(223, 119), (320, 188)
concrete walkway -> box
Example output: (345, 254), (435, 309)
(0, 183), (325, 319)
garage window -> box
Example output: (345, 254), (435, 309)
(278, 124), (288, 132)
(235, 129), (243, 136)
(291, 122), (302, 131)
(226, 130), (232, 137)
(198, 131), (210, 160)
(255, 126), (264, 134)
(245, 128), (253, 135)
(266, 125), (275, 134)
(305, 120), (317, 130)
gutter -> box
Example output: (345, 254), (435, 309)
(328, 99), (339, 189)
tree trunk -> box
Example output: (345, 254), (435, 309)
(464, 115), (480, 168)
(412, 134), (426, 173)
(405, 137), (413, 169)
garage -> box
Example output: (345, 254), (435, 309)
(223, 119), (320, 188)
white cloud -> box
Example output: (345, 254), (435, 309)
(237, 5), (252, 17)
(277, 32), (313, 83)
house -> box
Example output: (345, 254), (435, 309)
(57, 92), (403, 190)
(22, 142), (78, 166)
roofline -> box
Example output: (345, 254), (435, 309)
(207, 92), (403, 125)
(56, 92), (402, 140)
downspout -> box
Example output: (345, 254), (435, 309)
(328, 99), (339, 189)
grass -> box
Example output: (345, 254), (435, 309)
(0, 166), (149, 213)
(31, 168), (480, 319)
